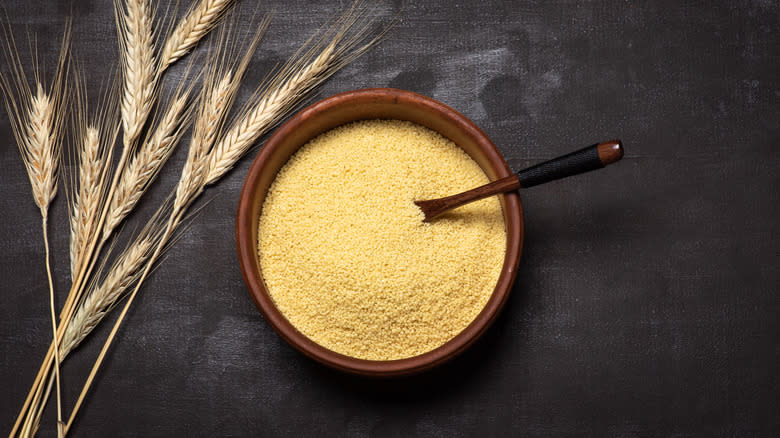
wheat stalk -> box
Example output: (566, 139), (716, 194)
(64, 8), (384, 429)
(204, 46), (335, 185)
(70, 126), (102, 278)
(174, 73), (236, 211)
(25, 86), (62, 438)
(60, 233), (158, 358)
(204, 5), (383, 185)
(104, 92), (190, 239)
(159, 0), (233, 70)
(10, 1), (231, 434)
(1, 19), (71, 438)
(117, 0), (156, 147)
(20, 85), (60, 212)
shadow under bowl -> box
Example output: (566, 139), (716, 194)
(236, 88), (523, 377)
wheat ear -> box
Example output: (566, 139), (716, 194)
(203, 47), (333, 184)
(70, 126), (102, 278)
(117, 0), (156, 147)
(104, 92), (190, 239)
(159, 0), (233, 70)
(19, 85), (60, 212)
(174, 72), (237, 210)
(60, 232), (159, 358)
(204, 6), (383, 185)
(68, 69), (121, 282)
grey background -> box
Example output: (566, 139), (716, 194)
(1, 0), (778, 436)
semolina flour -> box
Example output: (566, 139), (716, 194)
(258, 120), (506, 360)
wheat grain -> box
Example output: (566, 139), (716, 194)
(159, 0), (233, 70)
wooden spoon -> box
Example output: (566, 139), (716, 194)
(415, 140), (624, 222)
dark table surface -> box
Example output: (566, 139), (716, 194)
(1, 0), (778, 436)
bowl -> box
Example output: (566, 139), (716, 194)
(236, 88), (523, 376)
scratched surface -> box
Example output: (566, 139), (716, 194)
(1, 0), (778, 436)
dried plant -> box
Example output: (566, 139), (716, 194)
(159, 0), (233, 70)
(64, 9), (383, 431)
(104, 89), (191, 239)
(70, 126), (102, 277)
(10, 0), (229, 431)
(204, 8), (383, 185)
(68, 71), (119, 280)
(1, 18), (71, 438)
(6, 2), (387, 436)
(9, 3), (219, 437)
(117, 0), (157, 148)
(61, 230), (161, 358)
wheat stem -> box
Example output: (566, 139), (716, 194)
(65, 210), (179, 434)
(42, 215), (64, 438)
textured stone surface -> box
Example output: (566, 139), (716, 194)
(1, 0), (778, 436)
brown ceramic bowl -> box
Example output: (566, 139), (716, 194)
(236, 88), (523, 377)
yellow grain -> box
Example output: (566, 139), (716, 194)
(258, 120), (506, 361)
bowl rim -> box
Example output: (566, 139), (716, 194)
(236, 87), (523, 377)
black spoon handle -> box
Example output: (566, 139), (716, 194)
(414, 140), (624, 222)
(516, 140), (624, 188)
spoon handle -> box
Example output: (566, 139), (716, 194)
(414, 140), (624, 222)
(516, 140), (624, 188)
